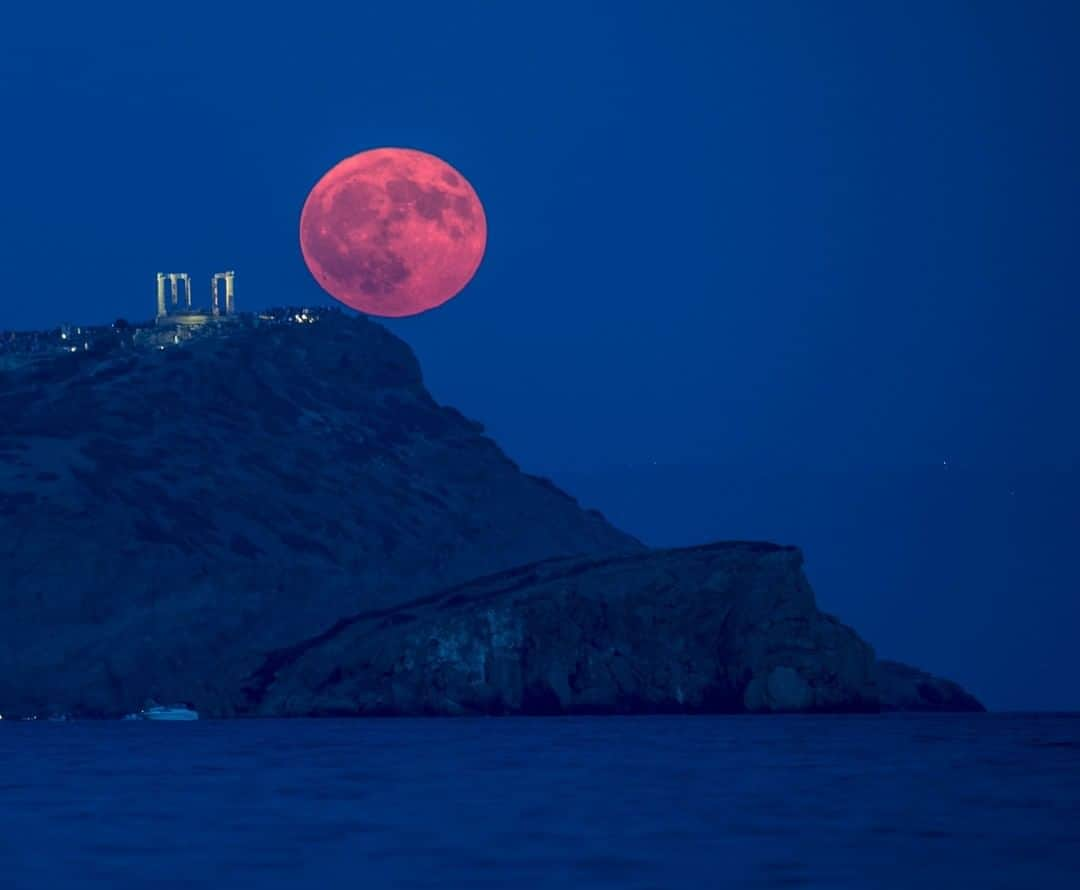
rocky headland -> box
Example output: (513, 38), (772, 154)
(0, 310), (982, 717)
(243, 541), (880, 716)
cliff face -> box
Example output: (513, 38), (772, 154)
(0, 312), (639, 718)
(243, 542), (880, 717)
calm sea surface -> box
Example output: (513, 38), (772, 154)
(1, 714), (1077, 888)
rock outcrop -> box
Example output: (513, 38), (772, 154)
(243, 542), (880, 716)
(876, 660), (985, 712)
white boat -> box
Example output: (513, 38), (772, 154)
(123, 701), (199, 721)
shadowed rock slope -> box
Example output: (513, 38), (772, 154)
(243, 541), (882, 716)
(0, 312), (639, 717)
(876, 660), (985, 712)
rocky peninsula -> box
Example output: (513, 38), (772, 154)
(0, 310), (982, 718)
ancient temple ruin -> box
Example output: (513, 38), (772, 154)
(156, 271), (235, 325)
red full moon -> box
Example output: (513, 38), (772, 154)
(299, 147), (487, 317)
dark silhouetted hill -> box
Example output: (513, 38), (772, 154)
(0, 311), (981, 718)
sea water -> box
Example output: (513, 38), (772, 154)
(1, 714), (1077, 888)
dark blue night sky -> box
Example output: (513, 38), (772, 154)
(2, 2), (1077, 709)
